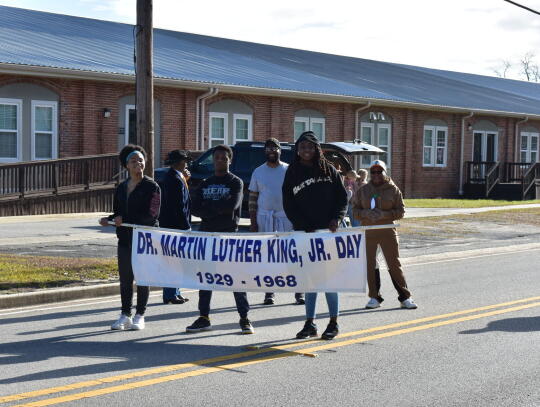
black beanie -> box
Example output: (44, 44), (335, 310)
(295, 131), (320, 146)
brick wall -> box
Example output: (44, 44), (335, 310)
(2, 73), (539, 198)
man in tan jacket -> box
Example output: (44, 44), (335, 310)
(352, 160), (417, 310)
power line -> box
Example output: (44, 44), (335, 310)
(503, 0), (540, 16)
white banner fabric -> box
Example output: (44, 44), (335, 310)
(131, 227), (367, 293)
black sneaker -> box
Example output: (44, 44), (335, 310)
(294, 294), (305, 305)
(239, 318), (254, 334)
(296, 321), (318, 339)
(186, 316), (211, 332)
(321, 321), (339, 340)
(263, 296), (275, 305)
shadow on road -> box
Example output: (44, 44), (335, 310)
(459, 316), (540, 334)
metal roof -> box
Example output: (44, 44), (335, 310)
(2, 5), (540, 116)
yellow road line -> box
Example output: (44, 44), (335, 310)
(10, 300), (540, 407)
(2, 295), (540, 404)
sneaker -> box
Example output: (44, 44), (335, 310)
(321, 321), (339, 340)
(263, 296), (275, 305)
(239, 318), (254, 334)
(295, 294), (305, 305)
(365, 298), (381, 309)
(296, 321), (318, 339)
(130, 314), (145, 330)
(401, 298), (418, 309)
(111, 314), (132, 330)
(186, 316), (212, 332)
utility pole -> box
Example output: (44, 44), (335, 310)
(136, 0), (154, 176)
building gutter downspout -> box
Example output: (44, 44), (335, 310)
(195, 87), (219, 150)
(459, 112), (475, 195)
(515, 116), (529, 162)
(354, 102), (371, 140)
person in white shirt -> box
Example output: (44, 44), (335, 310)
(248, 138), (304, 306)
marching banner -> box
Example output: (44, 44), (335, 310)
(130, 226), (370, 293)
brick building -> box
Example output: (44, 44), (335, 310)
(1, 5), (540, 198)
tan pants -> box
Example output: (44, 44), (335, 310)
(366, 228), (411, 302)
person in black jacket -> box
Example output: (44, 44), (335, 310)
(158, 149), (191, 305)
(186, 144), (254, 335)
(282, 131), (348, 340)
(99, 144), (160, 331)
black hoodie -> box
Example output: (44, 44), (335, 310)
(282, 133), (347, 231)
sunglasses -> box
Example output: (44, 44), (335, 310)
(370, 170), (383, 175)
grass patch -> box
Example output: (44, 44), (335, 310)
(445, 207), (540, 226)
(0, 255), (117, 291)
(404, 199), (540, 208)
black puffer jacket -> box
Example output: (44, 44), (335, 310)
(108, 176), (161, 247)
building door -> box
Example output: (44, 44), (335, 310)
(520, 132), (539, 163)
(473, 131), (497, 178)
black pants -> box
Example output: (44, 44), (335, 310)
(198, 290), (249, 319)
(118, 245), (149, 316)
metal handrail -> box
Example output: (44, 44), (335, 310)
(522, 162), (540, 199)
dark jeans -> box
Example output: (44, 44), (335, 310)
(118, 245), (149, 316)
(163, 287), (181, 301)
(198, 290), (249, 319)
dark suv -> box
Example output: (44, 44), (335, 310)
(155, 140), (381, 214)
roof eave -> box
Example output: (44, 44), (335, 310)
(1, 63), (539, 120)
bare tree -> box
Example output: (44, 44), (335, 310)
(493, 60), (512, 78)
(519, 52), (539, 82)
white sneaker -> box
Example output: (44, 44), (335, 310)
(401, 298), (418, 309)
(131, 314), (145, 330)
(111, 314), (132, 330)
(365, 298), (381, 309)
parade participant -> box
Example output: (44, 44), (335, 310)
(249, 138), (305, 306)
(344, 170), (360, 227)
(99, 144), (160, 330)
(282, 131), (348, 340)
(186, 144), (254, 334)
(158, 149), (191, 305)
(352, 160), (417, 310)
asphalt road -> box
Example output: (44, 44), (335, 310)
(1, 246), (539, 406)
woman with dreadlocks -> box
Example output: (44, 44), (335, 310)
(282, 131), (348, 340)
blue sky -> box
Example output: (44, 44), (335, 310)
(1, 0), (540, 79)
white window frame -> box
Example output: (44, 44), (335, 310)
(0, 98), (23, 163)
(359, 122), (392, 168)
(209, 112), (228, 148)
(31, 100), (58, 161)
(232, 113), (253, 144)
(423, 125), (448, 167)
(294, 116), (326, 142)
(472, 130), (498, 163)
(124, 104), (136, 146)
(520, 131), (539, 163)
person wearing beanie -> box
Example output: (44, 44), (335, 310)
(249, 138), (305, 306)
(99, 144), (161, 331)
(282, 131), (348, 340)
(158, 149), (192, 305)
(352, 160), (418, 310)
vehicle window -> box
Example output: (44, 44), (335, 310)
(233, 146), (266, 173)
(194, 150), (214, 173)
(280, 147), (294, 164)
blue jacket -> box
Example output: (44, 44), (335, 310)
(158, 167), (191, 230)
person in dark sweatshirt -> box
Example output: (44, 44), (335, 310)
(158, 149), (191, 305)
(99, 144), (160, 331)
(282, 131), (348, 340)
(186, 144), (254, 335)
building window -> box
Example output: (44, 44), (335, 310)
(233, 114), (252, 144)
(520, 132), (539, 163)
(294, 116), (325, 142)
(209, 112), (228, 148)
(0, 98), (22, 162)
(359, 122), (391, 167)
(423, 125), (448, 167)
(31, 100), (58, 160)
(124, 104), (136, 145)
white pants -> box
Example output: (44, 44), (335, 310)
(256, 209), (293, 233)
